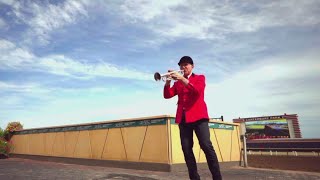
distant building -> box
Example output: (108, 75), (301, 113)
(233, 114), (301, 139)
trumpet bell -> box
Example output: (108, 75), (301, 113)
(154, 72), (161, 81)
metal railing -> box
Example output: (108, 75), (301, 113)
(245, 138), (320, 157)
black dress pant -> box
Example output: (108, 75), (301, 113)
(179, 116), (222, 180)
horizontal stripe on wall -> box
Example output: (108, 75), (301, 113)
(208, 123), (234, 130)
(170, 118), (234, 130)
(14, 118), (167, 135)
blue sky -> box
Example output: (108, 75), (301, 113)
(0, 0), (319, 138)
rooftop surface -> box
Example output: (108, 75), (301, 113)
(1, 158), (320, 180)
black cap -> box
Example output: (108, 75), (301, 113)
(178, 56), (194, 66)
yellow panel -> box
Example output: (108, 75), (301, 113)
(171, 124), (216, 164)
(140, 125), (168, 163)
(29, 133), (45, 155)
(34, 134), (44, 155)
(89, 129), (108, 159)
(9, 135), (17, 154)
(27, 134), (35, 155)
(21, 135), (28, 154)
(22, 134), (29, 154)
(199, 149), (206, 162)
(24, 134), (30, 154)
(74, 131), (92, 159)
(198, 130), (221, 163)
(64, 131), (79, 157)
(121, 126), (147, 162)
(171, 125), (184, 163)
(193, 132), (201, 163)
(10, 135), (23, 154)
(102, 128), (126, 161)
(211, 129), (223, 162)
(10, 135), (18, 154)
(230, 127), (241, 161)
(31, 134), (38, 155)
(52, 132), (66, 157)
(36, 133), (46, 155)
(45, 133), (56, 156)
(166, 120), (172, 164)
(214, 129), (232, 162)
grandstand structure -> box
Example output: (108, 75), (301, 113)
(233, 113), (301, 139)
(233, 114), (320, 156)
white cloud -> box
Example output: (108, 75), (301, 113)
(4, 1), (319, 47)
(0, 86), (177, 129)
(205, 50), (320, 123)
(30, 1), (88, 36)
(0, 39), (35, 67)
(1, 95), (22, 107)
(0, 0), (14, 6)
(6, 0), (89, 44)
(0, 17), (6, 29)
(0, 81), (40, 93)
(1, 49), (319, 137)
(120, 0), (185, 22)
(39, 55), (152, 80)
(261, 1), (320, 26)
(0, 39), (152, 81)
(0, 81), (52, 115)
(0, 39), (15, 49)
(119, 0), (320, 40)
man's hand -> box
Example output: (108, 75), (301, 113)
(170, 71), (184, 81)
(169, 70), (189, 86)
(165, 70), (174, 86)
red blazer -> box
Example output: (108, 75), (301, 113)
(164, 73), (209, 123)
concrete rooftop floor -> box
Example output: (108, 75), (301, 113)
(0, 158), (320, 180)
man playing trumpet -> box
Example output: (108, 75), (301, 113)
(163, 56), (222, 180)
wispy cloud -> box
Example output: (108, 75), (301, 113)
(0, 81), (52, 113)
(206, 49), (320, 121)
(4, 0), (89, 44)
(39, 55), (152, 80)
(0, 81), (41, 93)
(120, 0), (320, 41)
(0, 39), (35, 68)
(0, 17), (6, 29)
(0, 39), (152, 80)
(120, 0), (185, 22)
(0, 85), (174, 129)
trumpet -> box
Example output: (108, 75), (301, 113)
(154, 70), (184, 81)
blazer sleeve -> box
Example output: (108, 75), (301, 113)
(163, 83), (177, 99)
(185, 75), (205, 96)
